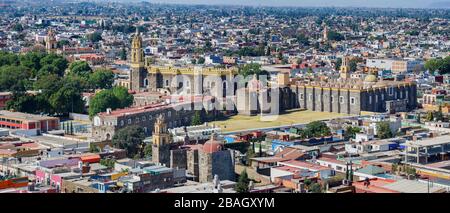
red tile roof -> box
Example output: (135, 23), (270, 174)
(353, 178), (398, 193)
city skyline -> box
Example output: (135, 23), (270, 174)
(0, 0), (449, 198)
(146, 0), (450, 8)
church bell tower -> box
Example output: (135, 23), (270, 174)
(45, 28), (57, 53)
(152, 115), (171, 166)
(340, 56), (351, 79)
(130, 28), (145, 92)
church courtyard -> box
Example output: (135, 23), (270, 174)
(211, 109), (351, 133)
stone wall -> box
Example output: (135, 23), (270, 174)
(170, 149), (187, 169)
(211, 150), (235, 182)
(186, 149), (199, 181)
(198, 151), (213, 183)
(152, 143), (170, 167)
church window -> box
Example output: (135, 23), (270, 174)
(128, 119), (132, 124)
(168, 111), (172, 117)
(149, 115), (152, 120)
(369, 95), (372, 104)
(350, 97), (356, 105)
(142, 116), (146, 121)
(300, 93), (304, 100)
(120, 120), (124, 126)
(389, 87), (394, 95)
(166, 80), (169, 87)
(331, 96), (334, 103)
(339, 96), (344, 104)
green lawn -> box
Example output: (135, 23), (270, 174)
(212, 110), (349, 133)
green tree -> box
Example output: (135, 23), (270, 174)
(19, 52), (45, 76)
(88, 86), (133, 118)
(424, 58), (440, 74)
(57, 40), (70, 48)
(0, 65), (30, 92)
(37, 64), (61, 77)
(12, 23), (23, 32)
(6, 94), (38, 113)
(297, 33), (310, 46)
(69, 61), (92, 78)
(120, 48), (127, 60)
(112, 125), (146, 158)
(49, 83), (85, 115)
(425, 56), (450, 74)
(377, 121), (393, 139)
(349, 59), (358, 72)
(327, 31), (345, 41)
(309, 183), (323, 193)
(434, 106), (444, 122)
(64, 74), (90, 92)
(258, 142), (262, 157)
(89, 90), (120, 118)
(144, 143), (152, 158)
(89, 69), (115, 90)
(89, 143), (100, 153)
(86, 32), (103, 42)
(238, 63), (269, 78)
(34, 74), (62, 95)
(197, 57), (205, 64)
(112, 86), (133, 108)
(426, 111), (434, 122)
(235, 169), (250, 193)
(303, 121), (331, 138)
(51, 58), (68, 75)
(39, 53), (60, 67)
(344, 126), (361, 140)
(0, 51), (19, 67)
(191, 111), (203, 126)
(246, 143), (255, 165)
(440, 56), (450, 75)
(335, 58), (342, 70)
(100, 158), (116, 169)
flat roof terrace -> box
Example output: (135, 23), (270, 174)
(0, 110), (58, 122)
(406, 135), (450, 147)
(211, 109), (350, 133)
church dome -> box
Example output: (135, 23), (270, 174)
(202, 133), (223, 153)
(364, 74), (378, 83)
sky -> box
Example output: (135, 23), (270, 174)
(146, 0), (450, 8)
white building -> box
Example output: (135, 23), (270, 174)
(366, 58), (423, 73)
(169, 124), (221, 143)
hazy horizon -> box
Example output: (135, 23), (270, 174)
(142, 0), (450, 8)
